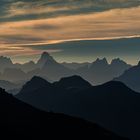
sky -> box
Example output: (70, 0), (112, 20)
(0, 0), (140, 64)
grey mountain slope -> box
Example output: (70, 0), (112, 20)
(40, 53), (75, 81)
(0, 56), (13, 72)
(114, 61), (140, 92)
(61, 62), (90, 70)
(0, 68), (27, 82)
(76, 58), (131, 85)
(15, 61), (37, 72)
(0, 52), (132, 85)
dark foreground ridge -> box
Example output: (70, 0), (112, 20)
(0, 88), (127, 139)
(16, 76), (140, 139)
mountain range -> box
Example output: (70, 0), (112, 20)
(76, 58), (131, 85)
(0, 52), (132, 93)
(0, 51), (139, 139)
(0, 87), (127, 139)
(16, 75), (140, 140)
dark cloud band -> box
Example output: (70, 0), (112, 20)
(0, 0), (140, 22)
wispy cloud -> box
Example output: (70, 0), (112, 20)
(1, 0), (140, 21)
(0, 0), (140, 63)
(1, 6), (140, 44)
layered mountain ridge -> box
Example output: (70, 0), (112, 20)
(16, 75), (140, 140)
(0, 52), (132, 93)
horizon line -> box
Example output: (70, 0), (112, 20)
(0, 52), (137, 66)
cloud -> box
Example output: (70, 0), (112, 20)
(0, 0), (140, 63)
(33, 37), (140, 65)
(0, 6), (140, 56)
(3, 6), (140, 42)
(0, 0), (140, 21)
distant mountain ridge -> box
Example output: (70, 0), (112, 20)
(41, 54), (75, 81)
(15, 61), (37, 72)
(16, 75), (140, 140)
(76, 57), (131, 85)
(0, 52), (132, 87)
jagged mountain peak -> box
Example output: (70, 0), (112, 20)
(90, 58), (108, 69)
(40, 52), (52, 60)
(94, 58), (108, 65)
(0, 56), (13, 65)
(37, 52), (56, 67)
(111, 58), (127, 65)
(41, 52), (54, 59)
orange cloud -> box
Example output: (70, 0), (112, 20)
(0, 6), (140, 62)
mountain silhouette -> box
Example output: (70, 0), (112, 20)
(20, 76), (52, 95)
(15, 61), (37, 72)
(76, 58), (131, 85)
(111, 58), (128, 66)
(16, 76), (140, 139)
(53, 75), (92, 90)
(16, 76), (91, 110)
(110, 58), (131, 76)
(91, 58), (109, 68)
(37, 52), (55, 68)
(40, 53), (74, 81)
(0, 88), (127, 139)
(0, 52), (132, 86)
(0, 56), (13, 72)
(114, 61), (140, 92)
